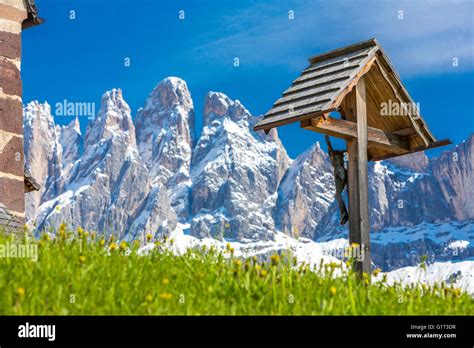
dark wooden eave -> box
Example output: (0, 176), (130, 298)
(22, 0), (44, 29)
(24, 170), (40, 193)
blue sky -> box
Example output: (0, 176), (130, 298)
(23, 0), (473, 158)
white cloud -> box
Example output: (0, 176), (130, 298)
(192, 0), (473, 76)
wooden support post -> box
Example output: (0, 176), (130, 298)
(345, 77), (371, 275)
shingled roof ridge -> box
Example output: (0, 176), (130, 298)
(308, 38), (378, 64)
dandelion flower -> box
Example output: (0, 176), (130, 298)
(373, 268), (381, 277)
(452, 288), (461, 297)
(145, 293), (153, 302)
(119, 241), (127, 251)
(270, 254), (280, 266)
(260, 269), (268, 277)
(146, 233), (152, 242)
(109, 242), (118, 251)
(79, 255), (86, 263)
(99, 239), (105, 247)
(159, 293), (172, 300)
(162, 278), (170, 285)
(330, 286), (337, 296)
(77, 227), (84, 237)
(17, 287), (25, 297)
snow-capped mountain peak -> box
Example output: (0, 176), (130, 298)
(24, 77), (473, 279)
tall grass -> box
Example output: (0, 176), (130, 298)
(0, 226), (472, 315)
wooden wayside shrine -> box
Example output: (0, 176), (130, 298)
(254, 38), (451, 275)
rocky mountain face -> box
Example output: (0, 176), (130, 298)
(315, 137), (474, 269)
(23, 77), (473, 270)
(274, 142), (334, 239)
(190, 92), (290, 241)
(135, 77), (195, 220)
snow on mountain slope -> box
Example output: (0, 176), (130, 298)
(376, 259), (474, 295)
(189, 91), (290, 241)
(140, 225), (474, 295)
(29, 89), (176, 238)
(135, 77), (195, 220)
(23, 76), (473, 279)
(275, 141), (334, 239)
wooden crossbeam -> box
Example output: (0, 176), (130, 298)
(301, 116), (410, 154)
(371, 139), (452, 162)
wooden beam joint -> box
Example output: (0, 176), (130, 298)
(301, 116), (410, 154)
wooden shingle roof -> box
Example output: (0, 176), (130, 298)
(254, 38), (451, 161)
(256, 39), (378, 131)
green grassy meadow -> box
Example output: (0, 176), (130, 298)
(0, 226), (472, 315)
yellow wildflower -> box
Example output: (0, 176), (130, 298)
(109, 242), (118, 251)
(162, 278), (170, 285)
(119, 241), (127, 251)
(79, 255), (86, 263)
(99, 239), (105, 247)
(260, 269), (268, 277)
(145, 293), (153, 302)
(77, 227), (84, 237)
(373, 268), (381, 277)
(270, 254), (280, 266)
(59, 223), (67, 239)
(146, 233), (152, 242)
(159, 293), (172, 300)
(330, 286), (337, 296)
(17, 287), (25, 297)
(328, 262), (340, 269)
